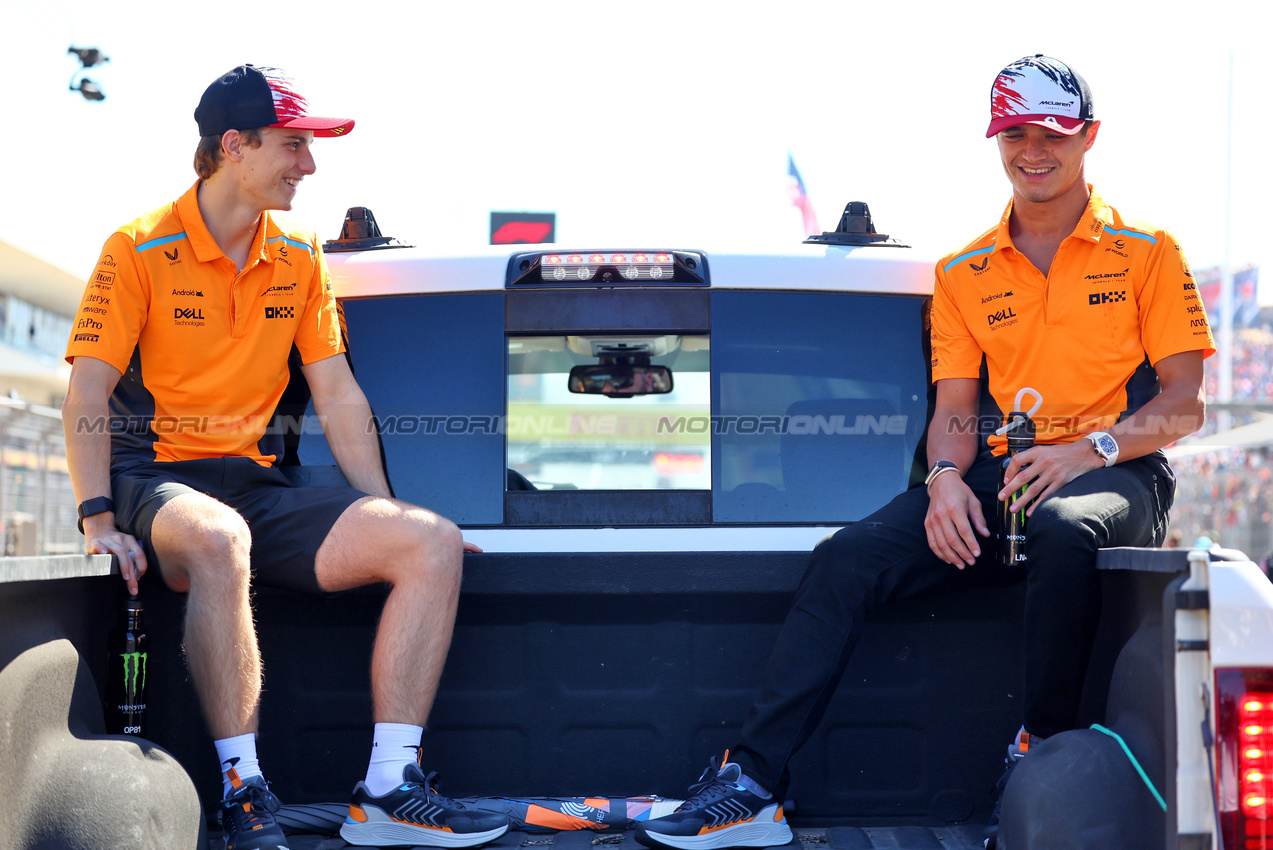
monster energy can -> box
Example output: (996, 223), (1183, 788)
(105, 592), (148, 736)
(998, 410), (1035, 569)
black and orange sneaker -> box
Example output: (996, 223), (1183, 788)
(221, 773), (289, 850)
(985, 727), (1036, 849)
(635, 756), (792, 850)
(340, 763), (509, 847)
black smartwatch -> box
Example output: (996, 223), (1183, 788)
(924, 460), (959, 492)
(77, 497), (115, 534)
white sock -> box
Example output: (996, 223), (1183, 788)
(365, 722), (424, 797)
(215, 733), (262, 799)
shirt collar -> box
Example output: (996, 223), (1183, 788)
(991, 184), (1113, 255)
(175, 179), (276, 267)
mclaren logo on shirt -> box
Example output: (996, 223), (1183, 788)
(260, 284), (297, 298)
(1083, 269), (1128, 281)
(265, 306), (295, 319)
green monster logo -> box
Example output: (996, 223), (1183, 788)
(1010, 488), (1028, 528)
(120, 651), (148, 706)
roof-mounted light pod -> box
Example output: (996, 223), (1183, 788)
(804, 202), (909, 248)
(323, 207), (413, 253)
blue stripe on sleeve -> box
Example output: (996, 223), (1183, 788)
(135, 232), (187, 253)
(268, 235), (315, 254)
(1103, 225), (1156, 244)
(943, 245), (994, 274)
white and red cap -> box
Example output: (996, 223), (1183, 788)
(987, 55), (1094, 138)
(195, 64), (354, 138)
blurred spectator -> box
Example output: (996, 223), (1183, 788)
(1168, 312), (1273, 561)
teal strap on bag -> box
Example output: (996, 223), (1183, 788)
(1090, 724), (1167, 812)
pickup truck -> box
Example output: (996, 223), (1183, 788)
(2, 205), (1271, 850)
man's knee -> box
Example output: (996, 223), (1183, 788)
(802, 524), (887, 598)
(378, 503), (465, 587)
(153, 497), (252, 589)
(1023, 499), (1102, 575)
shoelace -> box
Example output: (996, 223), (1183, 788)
(226, 781), (281, 829)
(402, 768), (472, 811)
(681, 758), (734, 809)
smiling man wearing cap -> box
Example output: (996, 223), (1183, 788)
(636, 55), (1213, 850)
(62, 65), (508, 850)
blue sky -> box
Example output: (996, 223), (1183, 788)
(2, 0), (1268, 297)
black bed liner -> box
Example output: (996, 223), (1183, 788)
(1, 548), (1186, 849)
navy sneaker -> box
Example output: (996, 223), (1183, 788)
(985, 728), (1035, 849)
(340, 763), (509, 847)
(635, 756), (792, 850)
(221, 774), (289, 850)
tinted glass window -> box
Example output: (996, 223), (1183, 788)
(712, 291), (929, 523)
(507, 335), (710, 490)
(299, 292), (505, 524)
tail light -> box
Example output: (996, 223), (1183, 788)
(1217, 669), (1273, 848)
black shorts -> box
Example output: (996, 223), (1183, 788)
(111, 458), (367, 594)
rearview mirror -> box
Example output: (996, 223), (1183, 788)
(568, 364), (673, 396)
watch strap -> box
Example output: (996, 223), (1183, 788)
(1086, 432), (1119, 467)
(925, 460), (959, 490)
(77, 496), (115, 534)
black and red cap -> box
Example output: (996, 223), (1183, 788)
(195, 64), (354, 138)
(987, 55), (1094, 138)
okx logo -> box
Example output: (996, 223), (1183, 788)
(1089, 291), (1127, 305)
(120, 651), (147, 707)
(265, 306), (295, 319)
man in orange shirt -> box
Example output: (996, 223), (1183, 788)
(63, 65), (508, 850)
(637, 55), (1212, 850)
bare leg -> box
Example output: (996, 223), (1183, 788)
(314, 497), (463, 725)
(150, 493), (261, 739)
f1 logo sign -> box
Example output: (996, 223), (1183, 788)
(490, 212), (556, 245)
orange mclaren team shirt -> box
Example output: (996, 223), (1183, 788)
(65, 180), (344, 468)
(931, 186), (1216, 455)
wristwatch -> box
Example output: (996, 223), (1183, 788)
(1086, 432), (1120, 467)
(925, 460), (959, 491)
(77, 496), (115, 534)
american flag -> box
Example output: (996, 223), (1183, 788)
(787, 153), (820, 237)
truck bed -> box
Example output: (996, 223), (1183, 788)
(2, 547), (1191, 849)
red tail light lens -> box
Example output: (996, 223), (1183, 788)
(1217, 670), (1273, 848)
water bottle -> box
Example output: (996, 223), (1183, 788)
(105, 592), (148, 736)
(998, 411), (1035, 568)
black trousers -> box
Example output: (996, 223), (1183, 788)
(729, 451), (1174, 796)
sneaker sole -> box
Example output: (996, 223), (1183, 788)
(340, 814), (509, 848)
(636, 815), (793, 850)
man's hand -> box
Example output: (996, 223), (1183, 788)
(999, 440), (1104, 517)
(925, 471), (990, 569)
(463, 540), (483, 554)
(83, 513), (148, 595)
